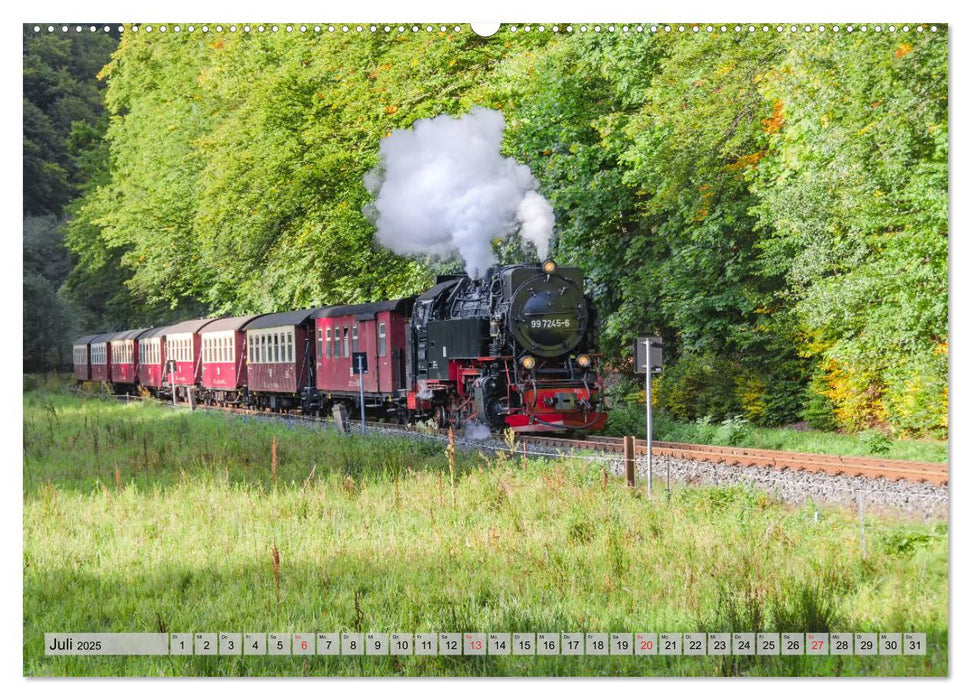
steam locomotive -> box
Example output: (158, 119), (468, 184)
(72, 260), (608, 433)
(411, 259), (605, 431)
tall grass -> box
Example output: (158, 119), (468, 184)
(23, 384), (947, 676)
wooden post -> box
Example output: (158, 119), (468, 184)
(448, 427), (456, 507)
(272, 436), (278, 487)
(521, 438), (527, 470)
(624, 435), (635, 488)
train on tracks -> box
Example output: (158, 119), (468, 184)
(72, 260), (608, 433)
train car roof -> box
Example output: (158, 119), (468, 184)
(200, 314), (265, 333)
(106, 328), (151, 341)
(163, 318), (219, 335)
(140, 326), (172, 339)
(88, 333), (112, 344)
(245, 308), (322, 330)
(313, 298), (413, 321)
(73, 334), (101, 345)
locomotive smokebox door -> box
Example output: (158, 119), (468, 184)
(635, 336), (664, 374)
(351, 351), (368, 374)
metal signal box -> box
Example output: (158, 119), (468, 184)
(635, 336), (664, 374)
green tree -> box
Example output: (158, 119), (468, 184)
(71, 28), (553, 315)
(753, 30), (948, 435)
(22, 26), (117, 216)
(23, 26), (119, 369)
(23, 216), (76, 371)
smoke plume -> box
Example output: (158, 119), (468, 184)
(364, 107), (554, 278)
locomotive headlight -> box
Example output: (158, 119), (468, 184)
(542, 260), (557, 274)
(576, 354), (591, 368)
(521, 355), (536, 370)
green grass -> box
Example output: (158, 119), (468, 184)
(23, 381), (948, 676)
(605, 404), (948, 463)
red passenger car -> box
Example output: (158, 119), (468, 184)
(137, 326), (169, 392)
(72, 334), (99, 381)
(244, 309), (320, 410)
(163, 318), (217, 390)
(89, 334), (112, 383)
(107, 328), (149, 389)
(314, 299), (412, 407)
(199, 315), (264, 404)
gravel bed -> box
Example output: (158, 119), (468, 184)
(629, 455), (947, 520)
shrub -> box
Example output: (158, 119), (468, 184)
(603, 403), (646, 438)
(654, 352), (742, 423)
(802, 373), (839, 431)
(881, 531), (936, 556)
(812, 360), (887, 432)
(881, 349), (949, 438)
(860, 429), (892, 455)
(734, 371), (767, 425)
(716, 415), (753, 446)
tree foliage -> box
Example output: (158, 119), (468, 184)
(23, 216), (75, 370)
(22, 26), (117, 217)
(22, 26), (118, 370)
(51, 26), (948, 436)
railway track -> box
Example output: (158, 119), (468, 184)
(92, 388), (948, 486)
(522, 434), (948, 486)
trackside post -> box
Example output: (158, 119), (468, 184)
(646, 351), (652, 496)
(167, 359), (176, 407)
(636, 336), (663, 497)
(353, 351), (368, 433)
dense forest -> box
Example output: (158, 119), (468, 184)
(23, 24), (948, 437)
(23, 26), (118, 370)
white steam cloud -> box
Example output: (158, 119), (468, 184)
(364, 107), (554, 278)
(462, 420), (493, 441)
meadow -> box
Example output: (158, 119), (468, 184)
(23, 380), (948, 676)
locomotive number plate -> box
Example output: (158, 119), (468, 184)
(530, 318), (572, 328)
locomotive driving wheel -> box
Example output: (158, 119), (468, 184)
(434, 405), (448, 429)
